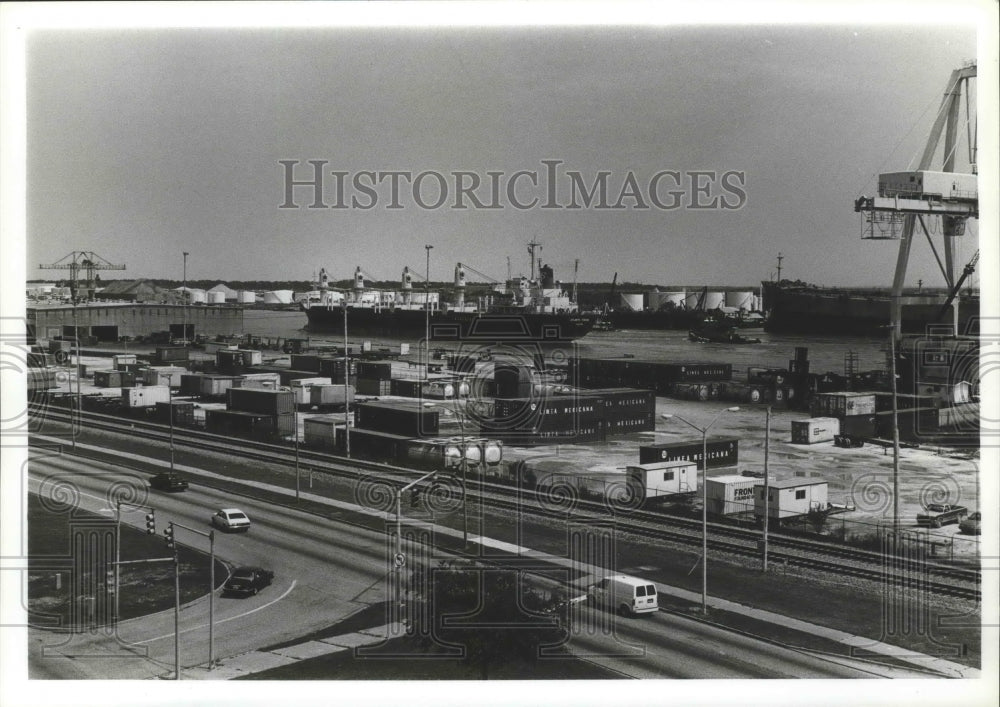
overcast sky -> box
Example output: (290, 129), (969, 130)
(22, 13), (983, 289)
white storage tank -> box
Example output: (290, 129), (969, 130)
(237, 290), (256, 304)
(725, 290), (755, 310)
(705, 475), (761, 516)
(189, 289), (207, 304)
(649, 291), (686, 310)
(619, 293), (643, 312)
(704, 291), (725, 310)
(207, 291), (226, 305)
(685, 291), (702, 309)
(756, 478), (829, 521)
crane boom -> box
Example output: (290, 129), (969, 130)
(39, 251), (126, 301)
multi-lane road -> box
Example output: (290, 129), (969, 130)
(25, 449), (925, 679)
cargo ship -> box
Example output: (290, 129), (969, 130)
(301, 243), (596, 342)
(760, 280), (980, 336)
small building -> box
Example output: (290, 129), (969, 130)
(626, 460), (697, 500)
(755, 478), (829, 521)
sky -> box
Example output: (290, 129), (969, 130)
(15, 6), (990, 292)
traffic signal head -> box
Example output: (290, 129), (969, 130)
(145, 512), (156, 535)
(163, 524), (175, 549)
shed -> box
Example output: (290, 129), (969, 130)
(755, 477), (829, 521)
(705, 475), (760, 516)
(626, 460), (697, 500)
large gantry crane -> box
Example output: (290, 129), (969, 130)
(854, 62), (978, 342)
(39, 251), (126, 302)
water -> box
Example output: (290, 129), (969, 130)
(241, 309), (889, 377)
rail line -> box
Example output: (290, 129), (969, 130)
(28, 404), (980, 601)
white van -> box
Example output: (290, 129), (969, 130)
(587, 575), (659, 616)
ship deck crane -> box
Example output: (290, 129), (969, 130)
(39, 251), (126, 302)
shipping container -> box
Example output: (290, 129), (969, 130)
(875, 408), (939, 441)
(871, 392), (939, 412)
(811, 392), (876, 418)
(355, 400), (439, 436)
(154, 401), (195, 426)
(199, 374), (243, 398)
(28, 352), (57, 368)
(155, 347), (190, 363)
(318, 357), (357, 381)
(938, 403), (978, 428)
(335, 426), (410, 460)
(235, 349), (263, 366)
(93, 370), (124, 388)
(121, 385), (171, 408)
(238, 372), (283, 390)
(705, 475), (761, 516)
(638, 436), (739, 470)
(303, 415), (342, 449)
(356, 360), (394, 380)
(143, 366), (185, 387)
(355, 377), (392, 396)
(390, 378), (424, 398)
(26, 368), (59, 392)
(112, 354), (137, 369)
(310, 384), (355, 407)
(180, 373), (205, 396)
(119, 370), (137, 387)
(839, 414), (875, 439)
(290, 354), (323, 372)
(791, 417), (840, 444)
(421, 380), (455, 399)
(205, 409), (293, 439)
(755, 478), (828, 521)
(227, 387), (295, 416)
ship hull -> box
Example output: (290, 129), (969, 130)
(302, 305), (596, 342)
(761, 282), (980, 336)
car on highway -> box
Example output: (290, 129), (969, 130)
(916, 503), (968, 528)
(587, 575), (659, 617)
(959, 511), (981, 535)
(211, 508), (251, 532)
(222, 567), (274, 597)
(149, 472), (189, 492)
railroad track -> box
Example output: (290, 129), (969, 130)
(28, 404), (981, 601)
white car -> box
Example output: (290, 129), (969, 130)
(212, 508), (251, 532)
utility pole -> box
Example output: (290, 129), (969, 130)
(424, 245), (433, 382)
(775, 252), (783, 282)
(343, 299), (350, 457)
(182, 252), (189, 342)
(762, 407), (770, 572)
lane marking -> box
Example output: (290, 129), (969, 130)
(132, 580), (297, 645)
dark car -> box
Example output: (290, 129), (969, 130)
(222, 567), (274, 597)
(149, 472), (189, 492)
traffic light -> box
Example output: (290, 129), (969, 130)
(145, 512), (156, 535)
(163, 523), (175, 549)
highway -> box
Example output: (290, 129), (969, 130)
(24, 449), (929, 679)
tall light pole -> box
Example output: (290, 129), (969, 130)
(888, 330), (900, 537)
(424, 245), (433, 382)
(343, 299), (350, 457)
(662, 407), (739, 613)
(182, 252), (189, 342)
(762, 406), (771, 572)
(168, 384), (175, 471)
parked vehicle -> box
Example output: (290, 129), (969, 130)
(916, 503), (968, 528)
(959, 511), (981, 535)
(149, 472), (189, 492)
(211, 508), (251, 532)
(222, 567), (274, 597)
(586, 575), (659, 616)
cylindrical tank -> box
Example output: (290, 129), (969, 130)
(207, 291), (226, 304)
(650, 291), (686, 310)
(237, 290), (256, 304)
(189, 289), (207, 304)
(704, 291), (725, 310)
(725, 290), (754, 310)
(619, 293), (643, 311)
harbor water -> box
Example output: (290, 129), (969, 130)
(242, 310), (889, 378)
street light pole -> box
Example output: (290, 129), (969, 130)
(343, 299), (350, 457)
(169, 384), (175, 471)
(662, 407), (739, 614)
(182, 251), (189, 342)
(424, 244), (433, 382)
(888, 332), (900, 537)
(762, 406), (771, 572)
(294, 419), (300, 503)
